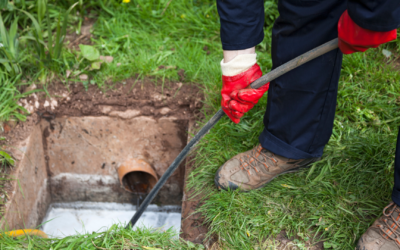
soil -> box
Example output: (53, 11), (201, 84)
(0, 113), (40, 207)
(1, 77), (203, 148)
(52, 78), (202, 118)
(181, 155), (210, 245)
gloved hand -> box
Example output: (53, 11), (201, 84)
(221, 56), (269, 124)
(338, 10), (397, 54)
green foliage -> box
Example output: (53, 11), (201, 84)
(20, 2), (79, 82)
(0, 225), (204, 249)
(85, 0), (221, 87)
(0, 149), (14, 166)
(0, 14), (25, 76)
(0, 0), (83, 84)
(79, 44), (104, 71)
(0, 0), (7, 9)
(0, 74), (28, 122)
(264, 0), (279, 27)
(80, 44), (100, 61)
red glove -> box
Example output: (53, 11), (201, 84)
(221, 63), (269, 124)
(338, 10), (397, 55)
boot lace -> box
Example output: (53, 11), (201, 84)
(378, 202), (400, 246)
(239, 145), (277, 176)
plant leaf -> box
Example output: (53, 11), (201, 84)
(90, 61), (101, 70)
(0, 0), (7, 9)
(79, 45), (100, 61)
(0, 151), (15, 165)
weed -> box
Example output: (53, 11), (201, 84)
(0, 74), (29, 122)
(0, 148), (14, 168)
(20, 2), (79, 83)
(0, 14), (25, 76)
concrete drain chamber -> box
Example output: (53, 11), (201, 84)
(2, 116), (188, 237)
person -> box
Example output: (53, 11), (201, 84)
(214, 0), (400, 248)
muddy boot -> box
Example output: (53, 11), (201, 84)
(357, 202), (400, 249)
(214, 144), (320, 191)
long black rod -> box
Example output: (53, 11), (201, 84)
(126, 38), (339, 229)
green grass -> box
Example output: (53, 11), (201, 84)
(89, 0), (223, 86)
(0, 0), (400, 249)
(0, 225), (205, 249)
(0, 74), (28, 122)
(188, 44), (400, 249)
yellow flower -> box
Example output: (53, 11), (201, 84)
(246, 230), (250, 237)
(180, 14), (186, 18)
(122, 0), (130, 3)
(325, 227), (329, 231)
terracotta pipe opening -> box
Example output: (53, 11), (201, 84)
(117, 158), (158, 194)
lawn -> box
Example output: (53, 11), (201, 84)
(1, 0), (400, 249)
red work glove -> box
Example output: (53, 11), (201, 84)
(338, 10), (397, 54)
(221, 63), (269, 124)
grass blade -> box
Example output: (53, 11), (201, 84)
(46, 8), (53, 58)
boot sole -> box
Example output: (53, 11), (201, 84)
(214, 158), (320, 192)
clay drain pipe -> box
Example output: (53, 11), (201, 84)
(117, 158), (158, 194)
(126, 38), (340, 229)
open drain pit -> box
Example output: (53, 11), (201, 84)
(2, 115), (188, 237)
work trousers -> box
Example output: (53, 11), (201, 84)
(217, 0), (400, 204)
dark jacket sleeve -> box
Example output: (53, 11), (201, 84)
(217, 0), (265, 50)
(348, 0), (400, 31)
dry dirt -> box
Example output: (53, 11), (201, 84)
(1, 77), (203, 148)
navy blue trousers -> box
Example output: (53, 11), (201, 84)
(217, 0), (400, 204)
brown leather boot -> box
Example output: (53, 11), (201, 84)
(357, 202), (400, 250)
(214, 144), (320, 191)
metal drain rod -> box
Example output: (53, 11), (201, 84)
(126, 38), (339, 229)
